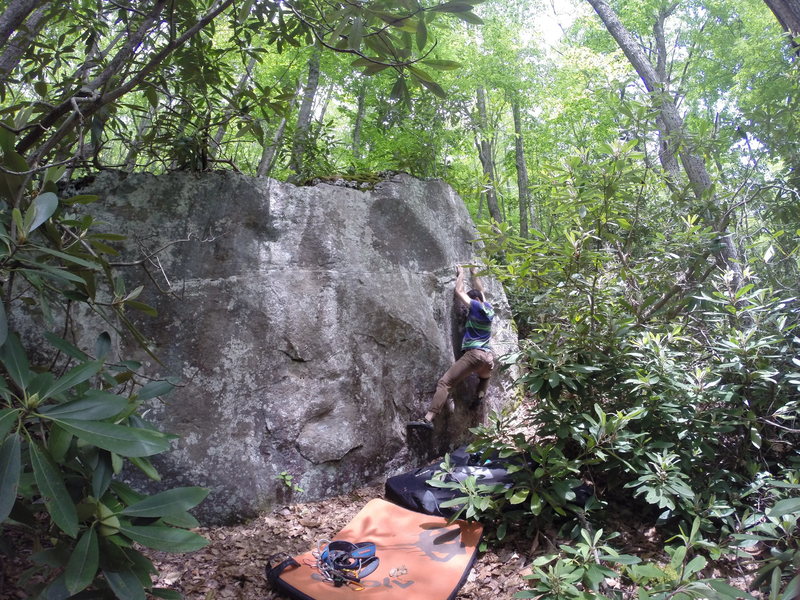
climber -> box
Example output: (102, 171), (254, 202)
(409, 265), (495, 431)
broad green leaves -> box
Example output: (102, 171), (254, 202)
(50, 419), (174, 457)
(65, 529), (99, 594)
(0, 433), (21, 522)
(30, 442), (79, 537)
(121, 487), (210, 518)
(38, 392), (129, 420)
(118, 524), (209, 553)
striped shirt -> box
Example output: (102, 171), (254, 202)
(462, 299), (494, 351)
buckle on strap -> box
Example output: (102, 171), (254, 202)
(313, 539), (380, 587)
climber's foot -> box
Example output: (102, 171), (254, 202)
(407, 419), (433, 431)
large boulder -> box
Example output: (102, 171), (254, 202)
(70, 171), (519, 524)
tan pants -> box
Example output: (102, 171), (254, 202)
(428, 349), (494, 415)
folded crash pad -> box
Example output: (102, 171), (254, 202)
(385, 451), (514, 518)
(385, 448), (594, 518)
(268, 498), (483, 600)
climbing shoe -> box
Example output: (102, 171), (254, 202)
(407, 419), (433, 431)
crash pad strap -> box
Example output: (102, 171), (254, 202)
(267, 556), (301, 585)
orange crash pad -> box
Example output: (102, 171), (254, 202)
(268, 498), (483, 600)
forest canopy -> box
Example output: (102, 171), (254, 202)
(1, 0), (800, 598)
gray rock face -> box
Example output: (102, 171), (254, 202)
(72, 171), (519, 524)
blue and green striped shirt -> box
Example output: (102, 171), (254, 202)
(462, 299), (494, 351)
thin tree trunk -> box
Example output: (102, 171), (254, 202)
(512, 99), (531, 237)
(586, 0), (742, 285)
(475, 86), (502, 222)
(764, 0), (800, 48)
(256, 115), (289, 177)
(290, 45), (321, 178)
(352, 78), (366, 160)
(213, 56), (257, 152)
(257, 82), (301, 177)
(316, 81), (334, 124)
(124, 108), (154, 172)
(0, 1), (49, 80)
(652, 5), (682, 186)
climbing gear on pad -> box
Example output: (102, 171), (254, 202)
(309, 539), (379, 588)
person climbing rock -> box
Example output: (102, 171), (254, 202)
(409, 265), (495, 430)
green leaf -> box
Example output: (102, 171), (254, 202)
(92, 452), (113, 498)
(121, 487), (209, 518)
(129, 455), (162, 481)
(19, 264), (87, 285)
(65, 528), (99, 594)
(29, 192), (58, 233)
(0, 301), (7, 348)
(48, 423), (72, 462)
(95, 332), (112, 359)
(118, 524), (209, 552)
(431, 1), (478, 13)
(39, 391), (129, 421)
(125, 300), (158, 317)
(600, 553), (640, 565)
(32, 245), (100, 269)
(781, 574), (800, 600)
(41, 360), (104, 400)
(44, 332), (90, 361)
(0, 408), (19, 440)
(110, 481), (146, 506)
(0, 333), (31, 390)
(162, 510), (199, 529)
(416, 17), (427, 50)
(50, 419), (173, 457)
(407, 65), (435, 83)
(63, 194), (100, 205)
(151, 588), (183, 599)
(0, 433), (21, 522)
(103, 567), (146, 600)
(137, 380), (176, 401)
(30, 442), (78, 537)
(684, 555), (707, 577)
(439, 496), (468, 508)
(767, 497), (800, 518)
(418, 78), (447, 99)
(455, 11), (483, 24)
(362, 62), (392, 75)
(421, 59), (461, 70)
(509, 488), (529, 504)
(705, 579), (757, 599)
(349, 16), (363, 51)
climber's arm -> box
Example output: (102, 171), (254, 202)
(454, 266), (471, 307)
(470, 266), (485, 301)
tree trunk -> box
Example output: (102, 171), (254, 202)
(652, 5), (682, 186)
(0, 1), (49, 80)
(256, 82), (301, 177)
(0, 0), (44, 54)
(512, 100), (531, 237)
(764, 0), (800, 48)
(475, 86), (502, 222)
(585, 0), (742, 285)
(124, 108), (154, 172)
(256, 115), (289, 177)
(290, 45), (321, 178)
(352, 78), (367, 160)
(212, 56), (256, 153)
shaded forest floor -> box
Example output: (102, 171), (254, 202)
(1, 475), (761, 600)
(142, 478), (759, 600)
